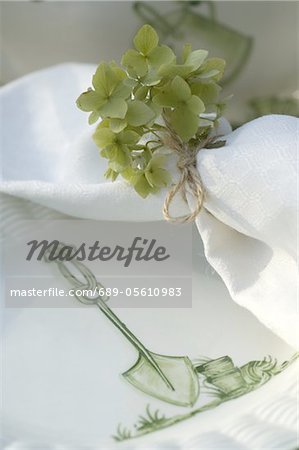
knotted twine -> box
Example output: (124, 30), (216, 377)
(162, 117), (215, 224)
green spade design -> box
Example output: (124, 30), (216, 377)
(44, 246), (199, 407)
(123, 353), (199, 407)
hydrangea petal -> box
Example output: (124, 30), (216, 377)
(191, 83), (221, 105)
(170, 108), (199, 142)
(76, 90), (105, 112)
(93, 128), (116, 148)
(199, 58), (226, 81)
(122, 49), (148, 77)
(88, 111), (100, 125)
(92, 63), (120, 96)
(126, 100), (155, 126)
(100, 97), (128, 119)
(145, 168), (171, 188)
(133, 24), (159, 56)
(185, 49), (208, 71)
(133, 174), (152, 198)
(158, 64), (194, 79)
(149, 45), (176, 68)
(171, 76), (191, 101)
(110, 118), (127, 133)
(119, 130), (140, 145)
(187, 95), (205, 115)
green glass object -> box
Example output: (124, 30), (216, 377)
(249, 96), (299, 119)
(133, 1), (253, 85)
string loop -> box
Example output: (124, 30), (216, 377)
(162, 116), (213, 223)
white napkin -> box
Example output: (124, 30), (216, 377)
(0, 63), (297, 348)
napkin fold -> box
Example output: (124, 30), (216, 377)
(0, 63), (297, 348)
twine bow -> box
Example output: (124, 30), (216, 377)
(162, 116), (215, 224)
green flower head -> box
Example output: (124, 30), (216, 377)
(76, 62), (131, 124)
(122, 25), (176, 78)
(76, 24), (227, 198)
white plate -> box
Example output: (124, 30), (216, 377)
(1, 228), (297, 449)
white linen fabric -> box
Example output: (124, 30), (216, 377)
(0, 63), (297, 348)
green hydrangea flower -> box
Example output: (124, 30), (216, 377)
(122, 25), (175, 78)
(153, 76), (205, 142)
(76, 24), (227, 198)
(76, 62), (131, 124)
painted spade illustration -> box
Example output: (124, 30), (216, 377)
(44, 244), (199, 407)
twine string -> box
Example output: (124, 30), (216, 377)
(162, 115), (212, 223)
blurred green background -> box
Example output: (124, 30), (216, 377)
(1, 1), (298, 126)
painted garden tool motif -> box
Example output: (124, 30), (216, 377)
(43, 244), (298, 441)
(114, 352), (298, 441)
(44, 244), (199, 407)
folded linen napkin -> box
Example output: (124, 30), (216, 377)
(0, 63), (297, 348)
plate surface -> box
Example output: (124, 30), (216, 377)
(1, 227), (297, 449)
